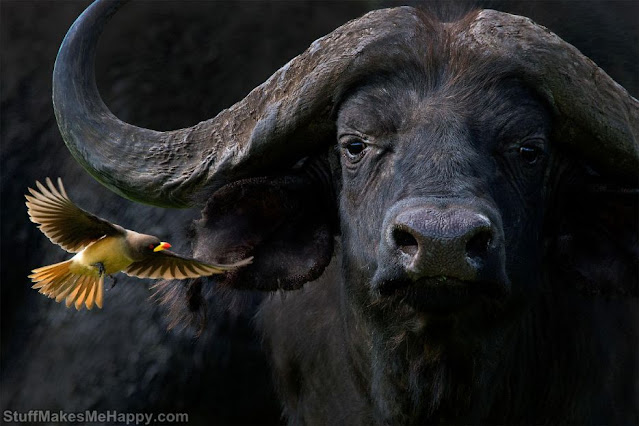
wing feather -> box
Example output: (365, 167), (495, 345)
(54, 275), (81, 301)
(85, 282), (96, 310)
(25, 178), (123, 253)
(124, 250), (252, 280)
(173, 263), (189, 279)
(74, 279), (89, 310)
(95, 276), (104, 309)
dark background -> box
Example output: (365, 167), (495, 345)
(1, 1), (637, 424)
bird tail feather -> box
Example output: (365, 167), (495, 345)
(29, 260), (104, 310)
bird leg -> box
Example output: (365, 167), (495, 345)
(92, 262), (116, 289)
(93, 262), (106, 277)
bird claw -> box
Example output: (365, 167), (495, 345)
(109, 275), (118, 290)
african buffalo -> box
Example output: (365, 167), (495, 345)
(48, 0), (639, 424)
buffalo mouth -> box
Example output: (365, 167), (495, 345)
(375, 277), (507, 315)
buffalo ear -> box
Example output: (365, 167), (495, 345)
(547, 163), (638, 297)
(191, 172), (336, 291)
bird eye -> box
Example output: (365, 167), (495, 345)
(148, 244), (154, 249)
(519, 144), (543, 165)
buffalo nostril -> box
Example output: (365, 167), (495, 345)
(465, 229), (493, 262)
(392, 228), (419, 257)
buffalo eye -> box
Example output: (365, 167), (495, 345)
(341, 137), (368, 162)
(519, 143), (543, 165)
(346, 141), (366, 156)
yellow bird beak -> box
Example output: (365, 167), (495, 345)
(153, 242), (171, 252)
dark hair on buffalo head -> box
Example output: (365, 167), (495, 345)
(331, 9), (530, 124)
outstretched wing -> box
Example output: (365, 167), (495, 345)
(25, 177), (123, 253)
(124, 251), (253, 280)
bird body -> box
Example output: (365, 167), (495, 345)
(26, 178), (251, 310)
(70, 234), (133, 277)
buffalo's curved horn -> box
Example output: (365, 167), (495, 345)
(55, 2), (638, 208)
(53, 0), (423, 207)
(459, 10), (638, 180)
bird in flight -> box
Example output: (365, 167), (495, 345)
(25, 178), (251, 310)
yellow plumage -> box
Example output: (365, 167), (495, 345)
(68, 236), (135, 276)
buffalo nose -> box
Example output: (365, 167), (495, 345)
(388, 207), (500, 282)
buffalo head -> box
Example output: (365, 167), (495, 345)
(53, 0), (637, 301)
(338, 69), (550, 320)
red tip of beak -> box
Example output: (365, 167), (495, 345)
(153, 242), (172, 252)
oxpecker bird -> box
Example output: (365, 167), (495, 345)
(25, 178), (251, 310)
